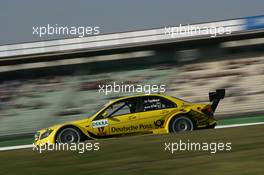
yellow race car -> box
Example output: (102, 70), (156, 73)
(34, 89), (225, 145)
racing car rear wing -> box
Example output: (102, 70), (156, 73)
(209, 89), (225, 113)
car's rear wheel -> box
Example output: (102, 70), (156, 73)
(57, 127), (81, 143)
(169, 116), (195, 133)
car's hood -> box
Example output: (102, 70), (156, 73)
(37, 118), (91, 134)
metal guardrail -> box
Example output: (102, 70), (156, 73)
(0, 50), (155, 73)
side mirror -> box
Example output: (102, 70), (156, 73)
(102, 111), (108, 118)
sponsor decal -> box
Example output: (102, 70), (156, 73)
(92, 119), (109, 128)
(111, 124), (152, 133)
(144, 98), (160, 103)
(97, 127), (107, 136)
(144, 98), (161, 110)
(154, 120), (164, 128)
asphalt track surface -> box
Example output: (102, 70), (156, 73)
(0, 124), (263, 175)
(1, 116), (264, 151)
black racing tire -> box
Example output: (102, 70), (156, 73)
(169, 116), (195, 133)
(56, 127), (82, 143)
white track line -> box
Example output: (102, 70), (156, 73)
(0, 144), (33, 151)
(215, 122), (264, 129)
(0, 122), (264, 152)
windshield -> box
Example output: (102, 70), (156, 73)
(86, 101), (111, 118)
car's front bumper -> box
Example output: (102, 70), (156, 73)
(34, 130), (56, 146)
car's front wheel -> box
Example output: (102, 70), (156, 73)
(57, 127), (81, 143)
(169, 116), (195, 133)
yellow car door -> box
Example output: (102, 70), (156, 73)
(108, 113), (140, 136)
(92, 97), (140, 137)
(137, 95), (177, 131)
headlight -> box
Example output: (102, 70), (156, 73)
(40, 129), (53, 140)
(34, 132), (40, 141)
